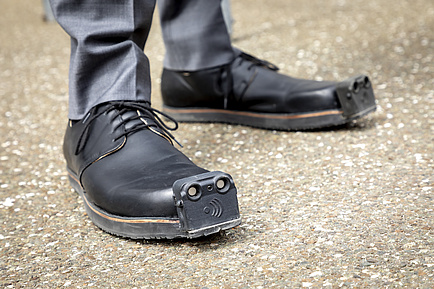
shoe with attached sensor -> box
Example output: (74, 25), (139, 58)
(63, 101), (241, 239)
(161, 50), (376, 130)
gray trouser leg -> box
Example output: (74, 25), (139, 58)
(158, 0), (235, 71)
(50, 0), (156, 120)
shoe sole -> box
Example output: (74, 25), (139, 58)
(162, 105), (376, 131)
(67, 170), (241, 239)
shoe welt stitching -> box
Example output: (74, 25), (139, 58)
(164, 107), (343, 120)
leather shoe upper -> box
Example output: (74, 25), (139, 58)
(161, 50), (340, 113)
(63, 101), (207, 218)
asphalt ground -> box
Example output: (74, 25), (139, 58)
(0, 0), (433, 287)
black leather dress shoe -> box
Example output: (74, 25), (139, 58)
(63, 101), (241, 239)
(161, 51), (376, 130)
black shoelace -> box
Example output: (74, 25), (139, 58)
(238, 51), (279, 72)
(75, 101), (181, 155)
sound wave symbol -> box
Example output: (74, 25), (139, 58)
(209, 198), (223, 218)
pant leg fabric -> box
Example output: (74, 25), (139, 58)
(158, 0), (235, 71)
(50, 0), (156, 120)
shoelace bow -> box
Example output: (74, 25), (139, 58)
(222, 52), (280, 109)
(75, 101), (181, 155)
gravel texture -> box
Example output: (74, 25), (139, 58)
(1, 0), (433, 288)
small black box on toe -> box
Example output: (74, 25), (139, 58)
(336, 75), (376, 118)
(173, 171), (241, 236)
